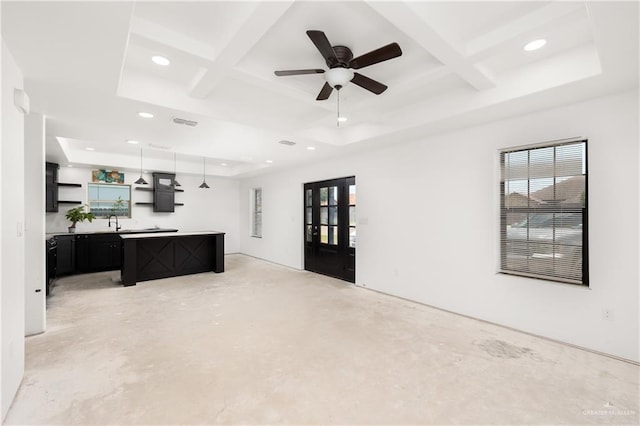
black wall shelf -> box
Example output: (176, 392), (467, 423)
(58, 183), (82, 188)
(135, 187), (184, 192)
(136, 202), (183, 207)
(59, 200), (82, 204)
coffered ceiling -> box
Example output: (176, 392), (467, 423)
(2, 1), (638, 177)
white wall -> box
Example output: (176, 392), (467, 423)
(1, 39), (26, 420)
(45, 166), (241, 253)
(238, 90), (639, 362)
(24, 113), (45, 336)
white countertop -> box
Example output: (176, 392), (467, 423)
(119, 231), (224, 239)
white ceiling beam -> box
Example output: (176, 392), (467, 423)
(129, 17), (216, 63)
(366, 1), (496, 91)
(466, 2), (586, 60)
(188, 1), (295, 98)
(586, 1), (639, 79)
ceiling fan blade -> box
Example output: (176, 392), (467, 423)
(275, 69), (325, 77)
(351, 73), (388, 95)
(306, 30), (338, 67)
(349, 42), (402, 69)
(316, 82), (333, 101)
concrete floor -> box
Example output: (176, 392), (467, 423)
(5, 254), (639, 425)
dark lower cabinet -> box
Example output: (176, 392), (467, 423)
(55, 235), (75, 276)
(89, 235), (121, 271)
(74, 234), (121, 273)
(75, 235), (90, 273)
(121, 232), (224, 286)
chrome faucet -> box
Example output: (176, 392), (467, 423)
(107, 214), (121, 231)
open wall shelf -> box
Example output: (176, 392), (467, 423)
(135, 187), (183, 192)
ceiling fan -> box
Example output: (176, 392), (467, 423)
(274, 30), (402, 101)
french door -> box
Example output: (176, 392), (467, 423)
(304, 177), (355, 283)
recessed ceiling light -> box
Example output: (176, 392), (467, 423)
(67, 164), (73, 168)
(221, 163), (228, 166)
(265, 160), (273, 164)
(151, 55), (170, 66)
(337, 116), (348, 123)
(523, 39), (546, 51)
(138, 112), (154, 119)
(85, 147), (95, 151)
(307, 146), (316, 151)
(127, 140), (140, 145)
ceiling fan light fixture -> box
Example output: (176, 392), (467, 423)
(324, 68), (354, 89)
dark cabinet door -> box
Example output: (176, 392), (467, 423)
(55, 235), (75, 276)
(153, 173), (175, 212)
(154, 191), (174, 213)
(45, 162), (59, 212)
(75, 235), (91, 273)
(88, 234), (122, 271)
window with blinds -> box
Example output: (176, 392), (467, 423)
(500, 139), (588, 285)
(251, 188), (262, 238)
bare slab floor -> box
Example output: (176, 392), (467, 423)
(6, 255), (638, 424)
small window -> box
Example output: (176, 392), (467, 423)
(87, 183), (131, 218)
(500, 139), (588, 285)
(251, 188), (262, 238)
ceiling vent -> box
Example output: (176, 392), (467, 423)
(172, 117), (198, 127)
(278, 140), (296, 146)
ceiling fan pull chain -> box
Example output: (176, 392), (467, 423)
(337, 90), (340, 128)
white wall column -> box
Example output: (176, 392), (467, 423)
(1, 39), (27, 420)
(24, 113), (45, 335)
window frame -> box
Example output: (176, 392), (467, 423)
(499, 138), (589, 286)
(250, 187), (262, 238)
(87, 183), (132, 218)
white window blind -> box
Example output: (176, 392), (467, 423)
(500, 139), (588, 285)
(251, 188), (262, 238)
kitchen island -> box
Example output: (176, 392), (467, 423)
(120, 231), (225, 286)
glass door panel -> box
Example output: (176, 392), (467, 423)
(304, 178), (355, 282)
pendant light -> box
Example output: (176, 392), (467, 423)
(134, 148), (148, 185)
(173, 152), (181, 187)
(198, 157), (210, 189)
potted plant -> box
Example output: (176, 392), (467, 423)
(65, 205), (95, 233)
(112, 196), (126, 216)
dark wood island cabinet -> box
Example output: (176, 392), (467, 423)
(47, 229), (179, 278)
(120, 231), (225, 286)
